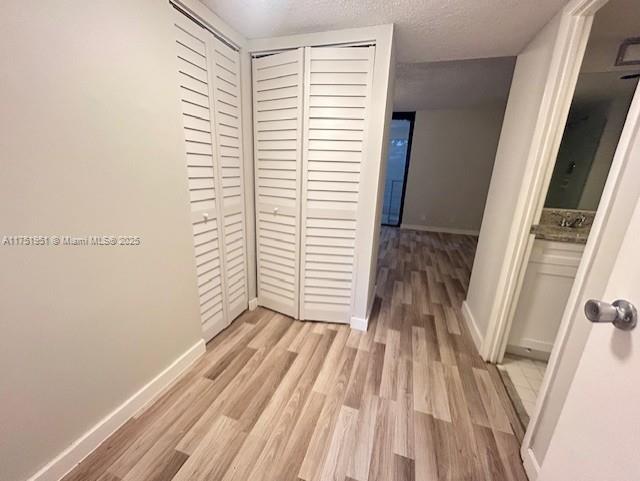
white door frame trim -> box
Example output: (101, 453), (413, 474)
(480, 0), (607, 363)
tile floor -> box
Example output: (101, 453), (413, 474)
(498, 355), (548, 415)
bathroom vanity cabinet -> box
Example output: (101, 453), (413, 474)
(507, 239), (585, 359)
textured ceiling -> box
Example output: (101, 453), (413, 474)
(202, 0), (570, 63)
(394, 57), (516, 110)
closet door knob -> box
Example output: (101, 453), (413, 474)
(203, 212), (209, 222)
(273, 207), (279, 215)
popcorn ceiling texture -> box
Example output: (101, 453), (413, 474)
(394, 57), (516, 110)
(202, 0), (569, 63)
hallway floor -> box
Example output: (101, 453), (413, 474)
(63, 227), (527, 481)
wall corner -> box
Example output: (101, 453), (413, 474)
(462, 300), (485, 358)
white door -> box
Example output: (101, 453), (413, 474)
(299, 46), (375, 323)
(210, 36), (249, 321)
(252, 49), (304, 318)
(534, 88), (640, 480)
(538, 195), (640, 480)
(173, 11), (228, 341)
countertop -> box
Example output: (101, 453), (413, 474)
(530, 208), (595, 244)
(530, 224), (590, 244)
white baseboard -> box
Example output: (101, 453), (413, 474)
(522, 446), (540, 480)
(519, 337), (554, 353)
(400, 223), (480, 236)
(350, 315), (368, 331)
(506, 343), (552, 361)
(27, 340), (206, 481)
(461, 300), (484, 354)
(248, 297), (258, 311)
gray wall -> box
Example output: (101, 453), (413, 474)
(579, 94), (636, 210)
(401, 106), (506, 233)
(0, 2), (203, 479)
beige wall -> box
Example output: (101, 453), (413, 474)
(465, 11), (563, 339)
(0, 2), (203, 480)
(401, 106), (505, 233)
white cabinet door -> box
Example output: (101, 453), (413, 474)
(299, 46), (375, 323)
(173, 11), (227, 341)
(252, 49), (304, 318)
(508, 240), (585, 356)
(210, 37), (248, 321)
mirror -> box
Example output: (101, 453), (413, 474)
(544, 71), (638, 211)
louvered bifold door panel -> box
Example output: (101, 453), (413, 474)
(174, 10), (227, 342)
(210, 37), (249, 321)
(252, 49), (304, 318)
(300, 46), (375, 323)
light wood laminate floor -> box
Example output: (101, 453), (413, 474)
(63, 227), (527, 481)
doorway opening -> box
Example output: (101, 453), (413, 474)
(381, 112), (415, 226)
(494, 0), (640, 431)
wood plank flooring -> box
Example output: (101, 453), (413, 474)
(63, 227), (527, 481)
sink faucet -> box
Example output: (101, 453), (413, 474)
(560, 214), (586, 228)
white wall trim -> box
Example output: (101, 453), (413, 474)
(462, 300), (483, 353)
(240, 46), (257, 302)
(400, 223), (480, 236)
(350, 315), (368, 331)
(522, 447), (542, 480)
(507, 343), (553, 360)
(248, 297), (258, 311)
(26, 340), (205, 481)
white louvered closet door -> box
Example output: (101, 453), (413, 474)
(210, 36), (249, 321)
(174, 11), (228, 342)
(300, 46), (375, 323)
(252, 49), (304, 318)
